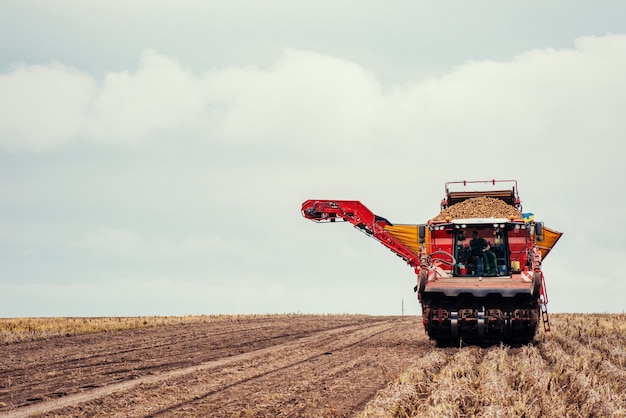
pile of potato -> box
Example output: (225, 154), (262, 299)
(431, 196), (522, 221)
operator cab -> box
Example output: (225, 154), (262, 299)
(447, 220), (531, 277)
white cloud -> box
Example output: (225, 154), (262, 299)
(211, 49), (383, 144)
(388, 34), (626, 148)
(0, 62), (94, 151)
(85, 50), (206, 145)
(1, 35), (625, 154)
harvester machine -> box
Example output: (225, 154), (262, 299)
(301, 180), (562, 345)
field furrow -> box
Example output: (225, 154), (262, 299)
(0, 315), (420, 417)
(1, 314), (624, 417)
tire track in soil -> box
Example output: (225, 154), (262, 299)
(146, 320), (403, 417)
(1, 316), (420, 417)
(2, 321), (303, 381)
(1, 316), (383, 411)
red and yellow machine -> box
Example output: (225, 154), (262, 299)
(301, 179), (562, 345)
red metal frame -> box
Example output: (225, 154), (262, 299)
(301, 200), (422, 268)
(442, 179), (522, 210)
(444, 179), (519, 194)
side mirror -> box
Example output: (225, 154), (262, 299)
(535, 222), (543, 242)
(418, 225), (426, 244)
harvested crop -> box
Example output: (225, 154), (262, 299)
(431, 197), (522, 221)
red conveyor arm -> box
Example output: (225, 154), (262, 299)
(301, 199), (422, 267)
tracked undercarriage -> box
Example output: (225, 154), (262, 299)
(421, 293), (539, 345)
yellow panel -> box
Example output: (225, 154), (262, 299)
(538, 225), (563, 260)
(384, 224), (424, 256)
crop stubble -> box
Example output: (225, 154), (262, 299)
(1, 314), (624, 417)
(359, 313), (626, 417)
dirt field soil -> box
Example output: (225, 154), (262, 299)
(0, 315), (423, 417)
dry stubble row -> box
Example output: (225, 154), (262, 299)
(0, 313), (332, 344)
(359, 313), (626, 418)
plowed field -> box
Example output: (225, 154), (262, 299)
(0, 315), (422, 417)
(1, 314), (624, 417)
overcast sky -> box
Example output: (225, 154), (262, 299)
(1, 1), (625, 317)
